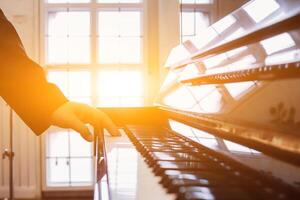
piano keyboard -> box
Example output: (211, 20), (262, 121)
(118, 125), (298, 200)
(103, 129), (176, 200)
(95, 1), (300, 199)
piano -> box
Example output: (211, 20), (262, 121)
(94, 0), (300, 199)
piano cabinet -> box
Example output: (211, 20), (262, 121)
(94, 0), (300, 199)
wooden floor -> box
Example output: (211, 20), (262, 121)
(42, 190), (93, 200)
(1, 190), (93, 200)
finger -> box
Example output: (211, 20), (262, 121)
(66, 114), (94, 142)
(94, 110), (120, 136)
(76, 104), (120, 137)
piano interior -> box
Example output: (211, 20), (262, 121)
(94, 0), (300, 199)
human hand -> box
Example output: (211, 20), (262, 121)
(50, 101), (120, 142)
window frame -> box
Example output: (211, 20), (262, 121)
(40, 0), (147, 191)
(180, 0), (217, 42)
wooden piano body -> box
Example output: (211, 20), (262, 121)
(94, 0), (300, 199)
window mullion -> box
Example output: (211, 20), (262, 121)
(91, 7), (98, 106)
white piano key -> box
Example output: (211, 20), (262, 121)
(104, 130), (176, 200)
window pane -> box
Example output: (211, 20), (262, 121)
(120, 70), (143, 96)
(47, 37), (68, 64)
(98, 0), (141, 3)
(68, 37), (90, 63)
(120, 0), (141, 2)
(181, 0), (195, 3)
(70, 158), (93, 184)
(68, 12), (90, 36)
(119, 11), (141, 36)
(98, 10), (142, 64)
(47, 36), (90, 64)
(68, 96), (92, 104)
(48, 11), (90, 36)
(120, 97), (143, 107)
(97, 70), (143, 96)
(48, 71), (69, 95)
(182, 12), (195, 36)
(181, 11), (210, 42)
(47, 0), (90, 3)
(48, 12), (68, 36)
(97, 71), (122, 97)
(70, 131), (92, 157)
(182, 0), (211, 3)
(97, 97), (120, 107)
(98, 37), (119, 63)
(48, 71), (92, 103)
(119, 37), (141, 63)
(47, 158), (70, 186)
(68, 71), (91, 97)
(97, 70), (143, 107)
(98, 11), (119, 36)
(98, 37), (141, 63)
(47, 11), (90, 64)
(47, 130), (69, 157)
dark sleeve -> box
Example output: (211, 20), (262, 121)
(0, 9), (68, 135)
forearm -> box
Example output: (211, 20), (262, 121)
(0, 9), (68, 135)
(0, 52), (68, 134)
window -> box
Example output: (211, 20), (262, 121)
(42, 0), (144, 187)
(180, 0), (213, 42)
(96, 70), (143, 107)
(98, 10), (142, 63)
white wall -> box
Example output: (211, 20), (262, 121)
(0, 0), (41, 198)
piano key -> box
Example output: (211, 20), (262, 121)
(177, 186), (286, 200)
(153, 161), (222, 175)
(98, 125), (299, 200)
(103, 130), (177, 200)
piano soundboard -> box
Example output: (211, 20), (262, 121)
(94, 0), (300, 199)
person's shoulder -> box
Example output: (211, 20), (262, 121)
(0, 9), (7, 20)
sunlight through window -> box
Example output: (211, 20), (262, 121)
(48, 71), (92, 104)
(180, 11), (210, 42)
(97, 70), (144, 107)
(48, 0), (90, 3)
(98, 10), (142, 63)
(181, 0), (212, 4)
(98, 0), (141, 3)
(44, 0), (144, 188)
(47, 11), (91, 64)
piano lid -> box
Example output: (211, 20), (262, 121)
(156, 0), (300, 161)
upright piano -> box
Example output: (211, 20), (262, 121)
(94, 0), (300, 199)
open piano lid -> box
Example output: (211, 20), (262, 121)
(156, 0), (300, 165)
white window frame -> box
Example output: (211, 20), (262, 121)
(180, 0), (217, 42)
(40, 0), (147, 191)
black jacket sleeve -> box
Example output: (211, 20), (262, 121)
(0, 9), (68, 135)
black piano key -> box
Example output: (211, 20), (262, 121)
(153, 161), (222, 175)
(149, 152), (206, 162)
(161, 170), (260, 185)
(125, 126), (298, 200)
(177, 186), (287, 200)
(166, 178), (264, 193)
